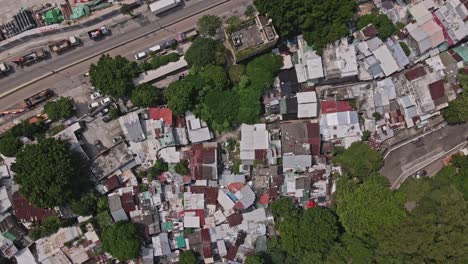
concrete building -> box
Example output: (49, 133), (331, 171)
(433, 0), (468, 45)
(322, 38), (359, 82)
(225, 14), (279, 62)
(295, 35), (324, 84)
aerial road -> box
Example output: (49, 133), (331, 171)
(0, 0), (249, 112)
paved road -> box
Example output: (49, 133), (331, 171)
(0, 0), (248, 111)
(381, 122), (468, 187)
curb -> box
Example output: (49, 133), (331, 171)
(0, 0), (230, 100)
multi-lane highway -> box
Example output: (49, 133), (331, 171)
(0, 0), (250, 112)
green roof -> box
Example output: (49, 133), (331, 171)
(44, 9), (63, 24)
(453, 45), (468, 63)
(3, 232), (16, 242)
(162, 221), (174, 231)
(176, 235), (186, 248)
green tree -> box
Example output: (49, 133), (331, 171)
(246, 53), (282, 90)
(399, 42), (411, 56)
(148, 159), (168, 179)
(245, 254), (265, 264)
(120, 3), (135, 17)
(372, 112), (382, 120)
(334, 142), (383, 180)
(0, 134), (22, 157)
(361, 130), (371, 141)
(11, 138), (82, 208)
(165, 75), (202, 115)
(198, 90), (239, 132)
(179, 250), (197, 264)
(97, 211), (113, 230)
(131, 83), (163, 108)
(375, 185), (468, 263)
(174, 160), (190, 175)
(44, 97), (74, 121)
(11, 120), (46, 139)
(228, 64), (245, 84)
(244, 5), (256, 17)
(185, 38), (225, 67)
(102, 221), (141, 261)
(357, 13), (397, 39)
(108, 107), (122, 120)
(255, 0), (356, 53)
(336, 178), (406, 238)
(443, 73), (468, 124)
(197, 15), (222, 37)
(71, 191), (99, 216)
(198, 65), (229, 91)
(89, 55), (140, 98)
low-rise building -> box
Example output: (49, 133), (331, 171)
(225, 14), (279, 62)
(322, 38), (359, 83)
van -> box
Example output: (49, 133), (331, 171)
(88, 102), (100, 109)
(149, 45), (162, 53)
(134, 52), (148, 60)
(100, 97), (112, 105)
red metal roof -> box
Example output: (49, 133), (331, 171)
(205, 187), (218, 205)
(225, 245), (238, 261)
(104, 175), (120, 192)
(428, 80), (445, 100)
(259, 193), (269, 205)
(320, 100), (354, 114)
(188, 144), (217, 180)
(12, 192), (54, 223)
(404, 66), (426, 81)
(120, 193), (136, 213)
(148, 107), (173, 126)
(227, 213), (243, 227)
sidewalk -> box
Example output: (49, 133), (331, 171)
(0, 0), (143, 61)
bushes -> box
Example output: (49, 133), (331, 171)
(399, 42), (411, 56)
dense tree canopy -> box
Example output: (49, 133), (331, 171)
(334, 142), (383, 180)
(336, 177), (406, 237)
(89, 54), (140, 97)
(44, 97), (75, 121)
(357, 13), (397, 39)
(185, 38), (225, 67)
(0, 134), (22, 157)
(12, 138), (83, 208)
(70, 191), (99, 216)
(443, 73), (468, 123)
(254, 0), (356, 52)
(374, 162), (468, 262)
(102, 221), (141, 261)
(228, 64), (245, 84)
(197, 65), (229, 91)
(165, 75), (202, 115)
(10, 119), (46, 139)
(131, 83), (163, 108)
(198, 90), (239, 132)
(269, 198), (341, 262)
(245, 254), (265, 264)
(197, 15), (222, 37)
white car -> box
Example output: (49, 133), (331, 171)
(90, 92), (102, 100)
(134, 52), (148, 60)
(149, 45), (162, 53)
(100, 97), (112, 105)
(88, 101), (100, 109)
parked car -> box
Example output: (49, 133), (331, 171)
(99, 108), (109, 116)
(162, 39), (177, 49)
(90, 92), (102, 100)
(100, 97), (112, 105)
(88, 101), (100, 109)
(134, 52), (148, 60)
(149, 45), (162, 53)
(103, 116), (111, 123)
(112, 135), (123, 144)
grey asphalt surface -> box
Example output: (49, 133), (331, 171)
(0, 0), (236, 109)
(380, 122), (468, 186)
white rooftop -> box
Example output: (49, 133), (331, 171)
(240, 124), (269, 161)
(373, 45), (400, 76)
